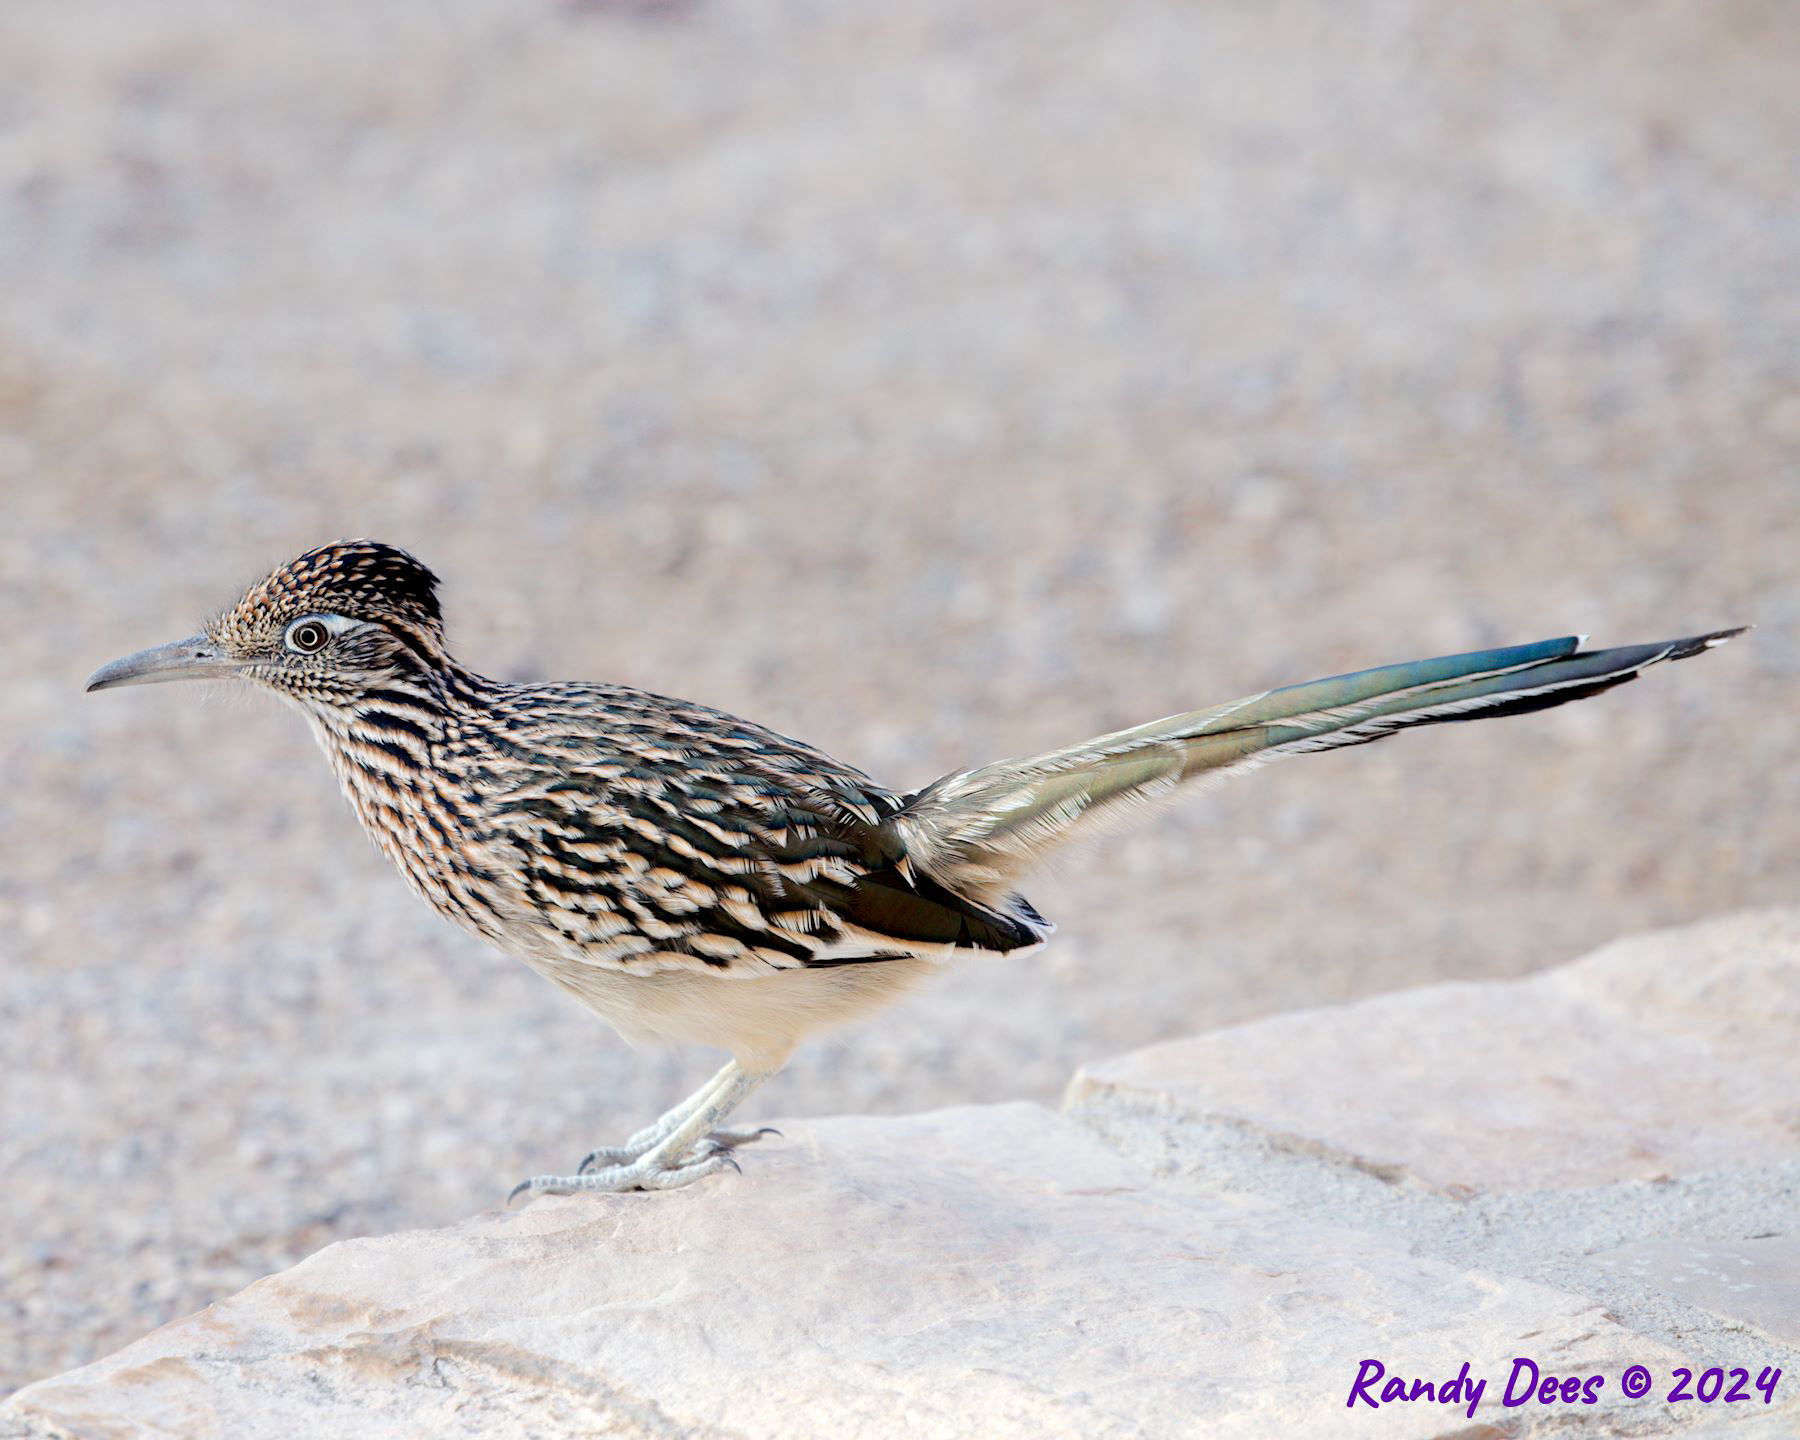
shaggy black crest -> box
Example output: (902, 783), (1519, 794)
(289, 539), (443, 625)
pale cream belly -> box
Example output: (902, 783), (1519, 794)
(516, 952), (942, 1072)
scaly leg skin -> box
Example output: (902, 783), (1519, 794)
(509, 1062), (774, 1201)
(573, 1061), (774, 1172)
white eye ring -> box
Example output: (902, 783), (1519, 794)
(284, 614), (354, 655)
(285, 619), (330, 654)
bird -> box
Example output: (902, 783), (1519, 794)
(87, 539), (1744, 1199)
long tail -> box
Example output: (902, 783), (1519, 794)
(897, 628), (1745, 897)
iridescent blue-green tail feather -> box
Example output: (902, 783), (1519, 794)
(899, 627), (1747, 897)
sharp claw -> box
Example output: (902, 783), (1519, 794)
(577, 1154), (597, 1175)
(507, 1179), (534, 1207)
(702, 1126), (781, 1151)
(722, 1154), (742, 1176)
(756, 1126), (782, 1140)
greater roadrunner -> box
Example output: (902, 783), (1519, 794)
(88, 540), (1744, 1198)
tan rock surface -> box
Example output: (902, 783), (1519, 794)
(1068, 909), (1800, 1194)
(4, 0), (1795, 1393)
(1592, 1237), (1800, 1348)
(0, 1106), (1700, 1440)
(6, 913), (1798, 1439)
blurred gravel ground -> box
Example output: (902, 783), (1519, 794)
(1, 0), (1795, 1393)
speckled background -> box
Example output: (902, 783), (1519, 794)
(2, 0), (1795, 1393)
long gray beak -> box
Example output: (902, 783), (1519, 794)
(86, 636), (239, 692)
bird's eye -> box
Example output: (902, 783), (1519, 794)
(286, 619), (330, 654)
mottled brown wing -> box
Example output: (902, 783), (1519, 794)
(457, 682), (1043, 976)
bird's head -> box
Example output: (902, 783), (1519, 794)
(87, 540), (449, 709)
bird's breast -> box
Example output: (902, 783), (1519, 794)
(315, 724), (512, 943)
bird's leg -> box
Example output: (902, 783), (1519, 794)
(510, 1062), (776, 1200)
(574, 1060), (769, 1172)
(577, 1061), (732, 1170)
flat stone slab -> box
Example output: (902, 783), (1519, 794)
(1592, 1236), (1800, 1348)
(0, 1105), (1698, 1440)
(8, 913), (1798, 1438)
(1069, 910), (1800, 1195)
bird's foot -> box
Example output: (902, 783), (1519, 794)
(576, 1126), (780, 1174)
(510, 1061), (776, 1203)
(509, 1137), (755, 1202)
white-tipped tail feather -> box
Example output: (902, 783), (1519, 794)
(898, 628), (1746, 900)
